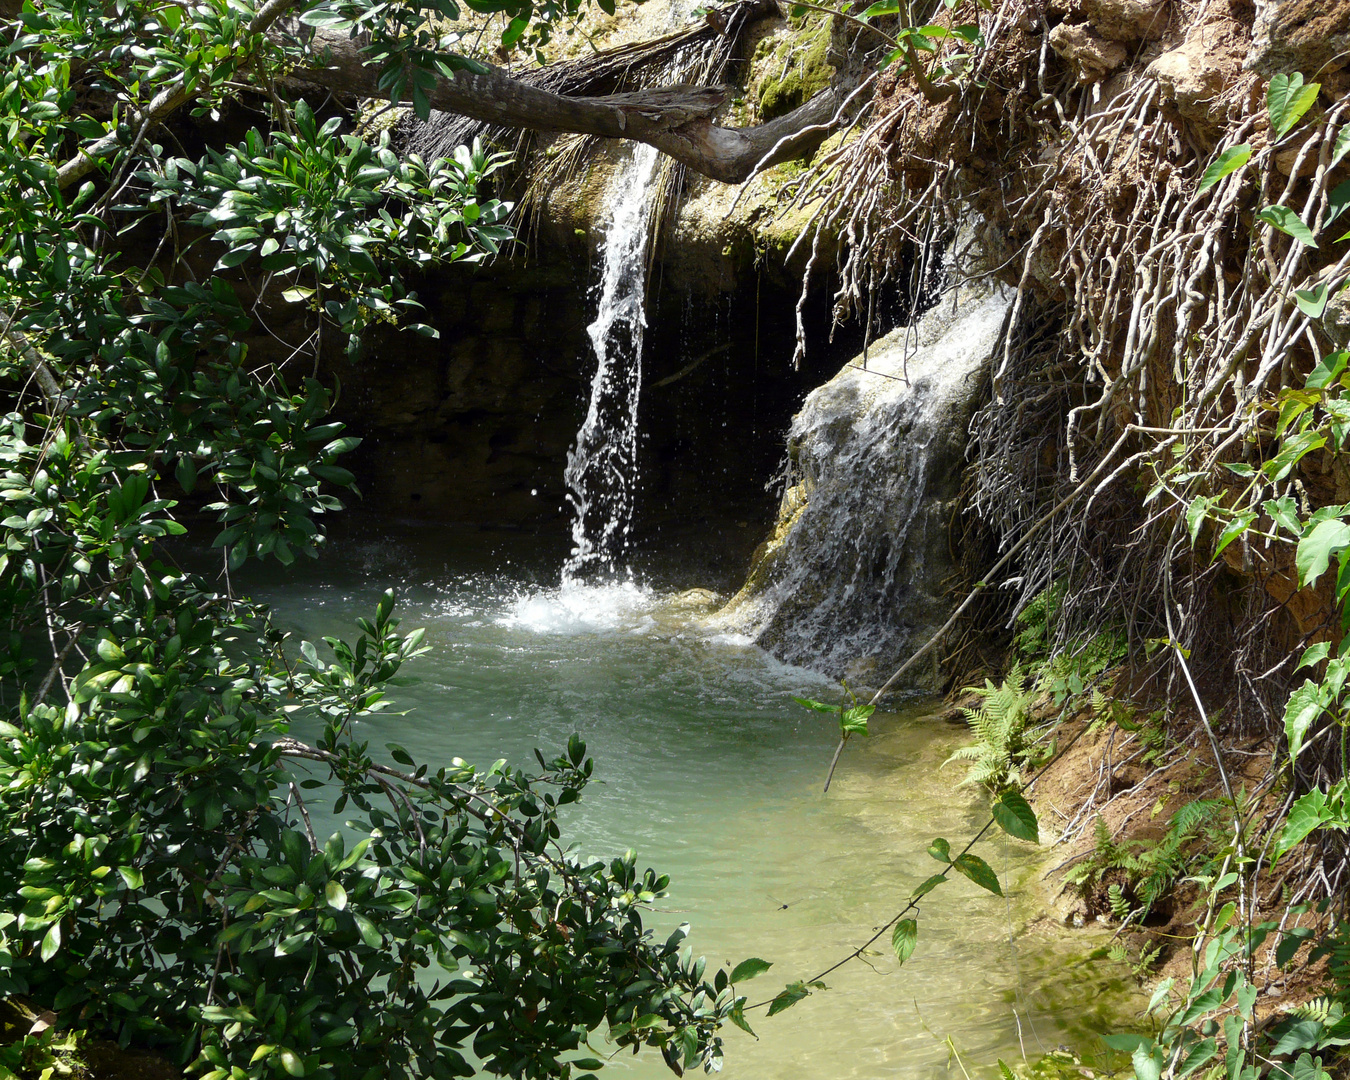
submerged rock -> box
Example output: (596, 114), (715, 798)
(709, 280), (1012, 690)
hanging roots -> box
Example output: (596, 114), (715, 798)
(774, 0), (1350, 745)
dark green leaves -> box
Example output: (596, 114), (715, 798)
(730, 957), (772, 982)
(891, 918), (917, 965)
(767, 979), (827, 1016)
(952, 854), (1003, 896)
(992, 790), (1039, 843)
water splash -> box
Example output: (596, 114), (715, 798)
(562, 143), (663, 585)
(499, 579), (655, 635)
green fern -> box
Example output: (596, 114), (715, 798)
(1287, 997), (1344, 1025)
(1066, 803), (1225, 922)
(944, 663), (1037, 793)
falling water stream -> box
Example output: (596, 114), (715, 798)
(563, 143), (663, 584)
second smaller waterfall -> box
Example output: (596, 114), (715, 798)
(710, 280), (1012, 686)
(562, 144), (663, 585)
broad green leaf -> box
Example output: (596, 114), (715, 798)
(500, 13), (528, 45)
(1296, 282), (1330, 319)
(1197, 144), (1251, 193)
(40, 921), (62, 962)
(353, 913), (381, 948)
(1132, 1043), (1164, 1080)
(1272, 1021), (1328, 1057)
(858, 0), (899, 16)
(952, 853), (1002, 896)
(1266, 429), (1327, 482)
(1267, 73), (1321, 138)
(793, 696), (839, 714)
(1291, 1053), (1331, 1080)
(1335, 124), (1350, 169)
(730, 957), (772, 982)
(841, 703), (873, 735)
(1297, 641), (1331, 670)
(1177, 1039), (1218, 1078)
(279, 1048), (305, 1077)
(1100, 1033), (1151, 1053)
(927, 837), (951, 863)
(767, 981), (812, 1016)
(911, 873), (946, 899)
(1264, 496), (1302, 536)
(1325, 179), (1350, 226)
(325, 881), (347, 910)
(1276, 788), (1332, 857)
(878, 46), (906, 69)
(117, 866), (144, 889)
(1186, 496), (1213, 544)
(175, 455), (197, 494)
(1296, 518), (1350, 586)
(891, 918), (917, 965)
(1283, 679), (1325, 766)
(1147, 977), (1176, 1014)
(1258, 204), (1319, 247)
(992, 790), (1039, 843)
(1213, 511), (1257, 560)
(1308, 351), (1350, 390)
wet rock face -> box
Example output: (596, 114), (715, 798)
(709, 282), (1012, 689)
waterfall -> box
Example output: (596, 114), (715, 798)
(562, 143), (663, 585)
(711, 281), (1013, 686)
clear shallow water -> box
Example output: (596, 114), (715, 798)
(240, 529), (1136, 1080)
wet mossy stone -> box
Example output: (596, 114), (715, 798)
(758, 24), (835, 121)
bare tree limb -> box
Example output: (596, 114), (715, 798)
(26, 0), (863, 189)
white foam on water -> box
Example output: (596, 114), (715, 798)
(497, 579), (657, 635)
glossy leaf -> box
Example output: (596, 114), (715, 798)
(952, 853), (1002, 896)
(1258, 204), (1319, 247)
(1197, 144), (1251, 193)
(730, 957), (772, 983)
(992, 791), (1039, 843)
(1267, 73), (1321, 138)
(891, 918), (917, 965)
(1296, 518), (1350, 587)
(1295, 282), (1330, 319)
(1283, 679), (1325, 767)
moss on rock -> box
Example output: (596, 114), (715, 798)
(756, 20), (835, 121)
